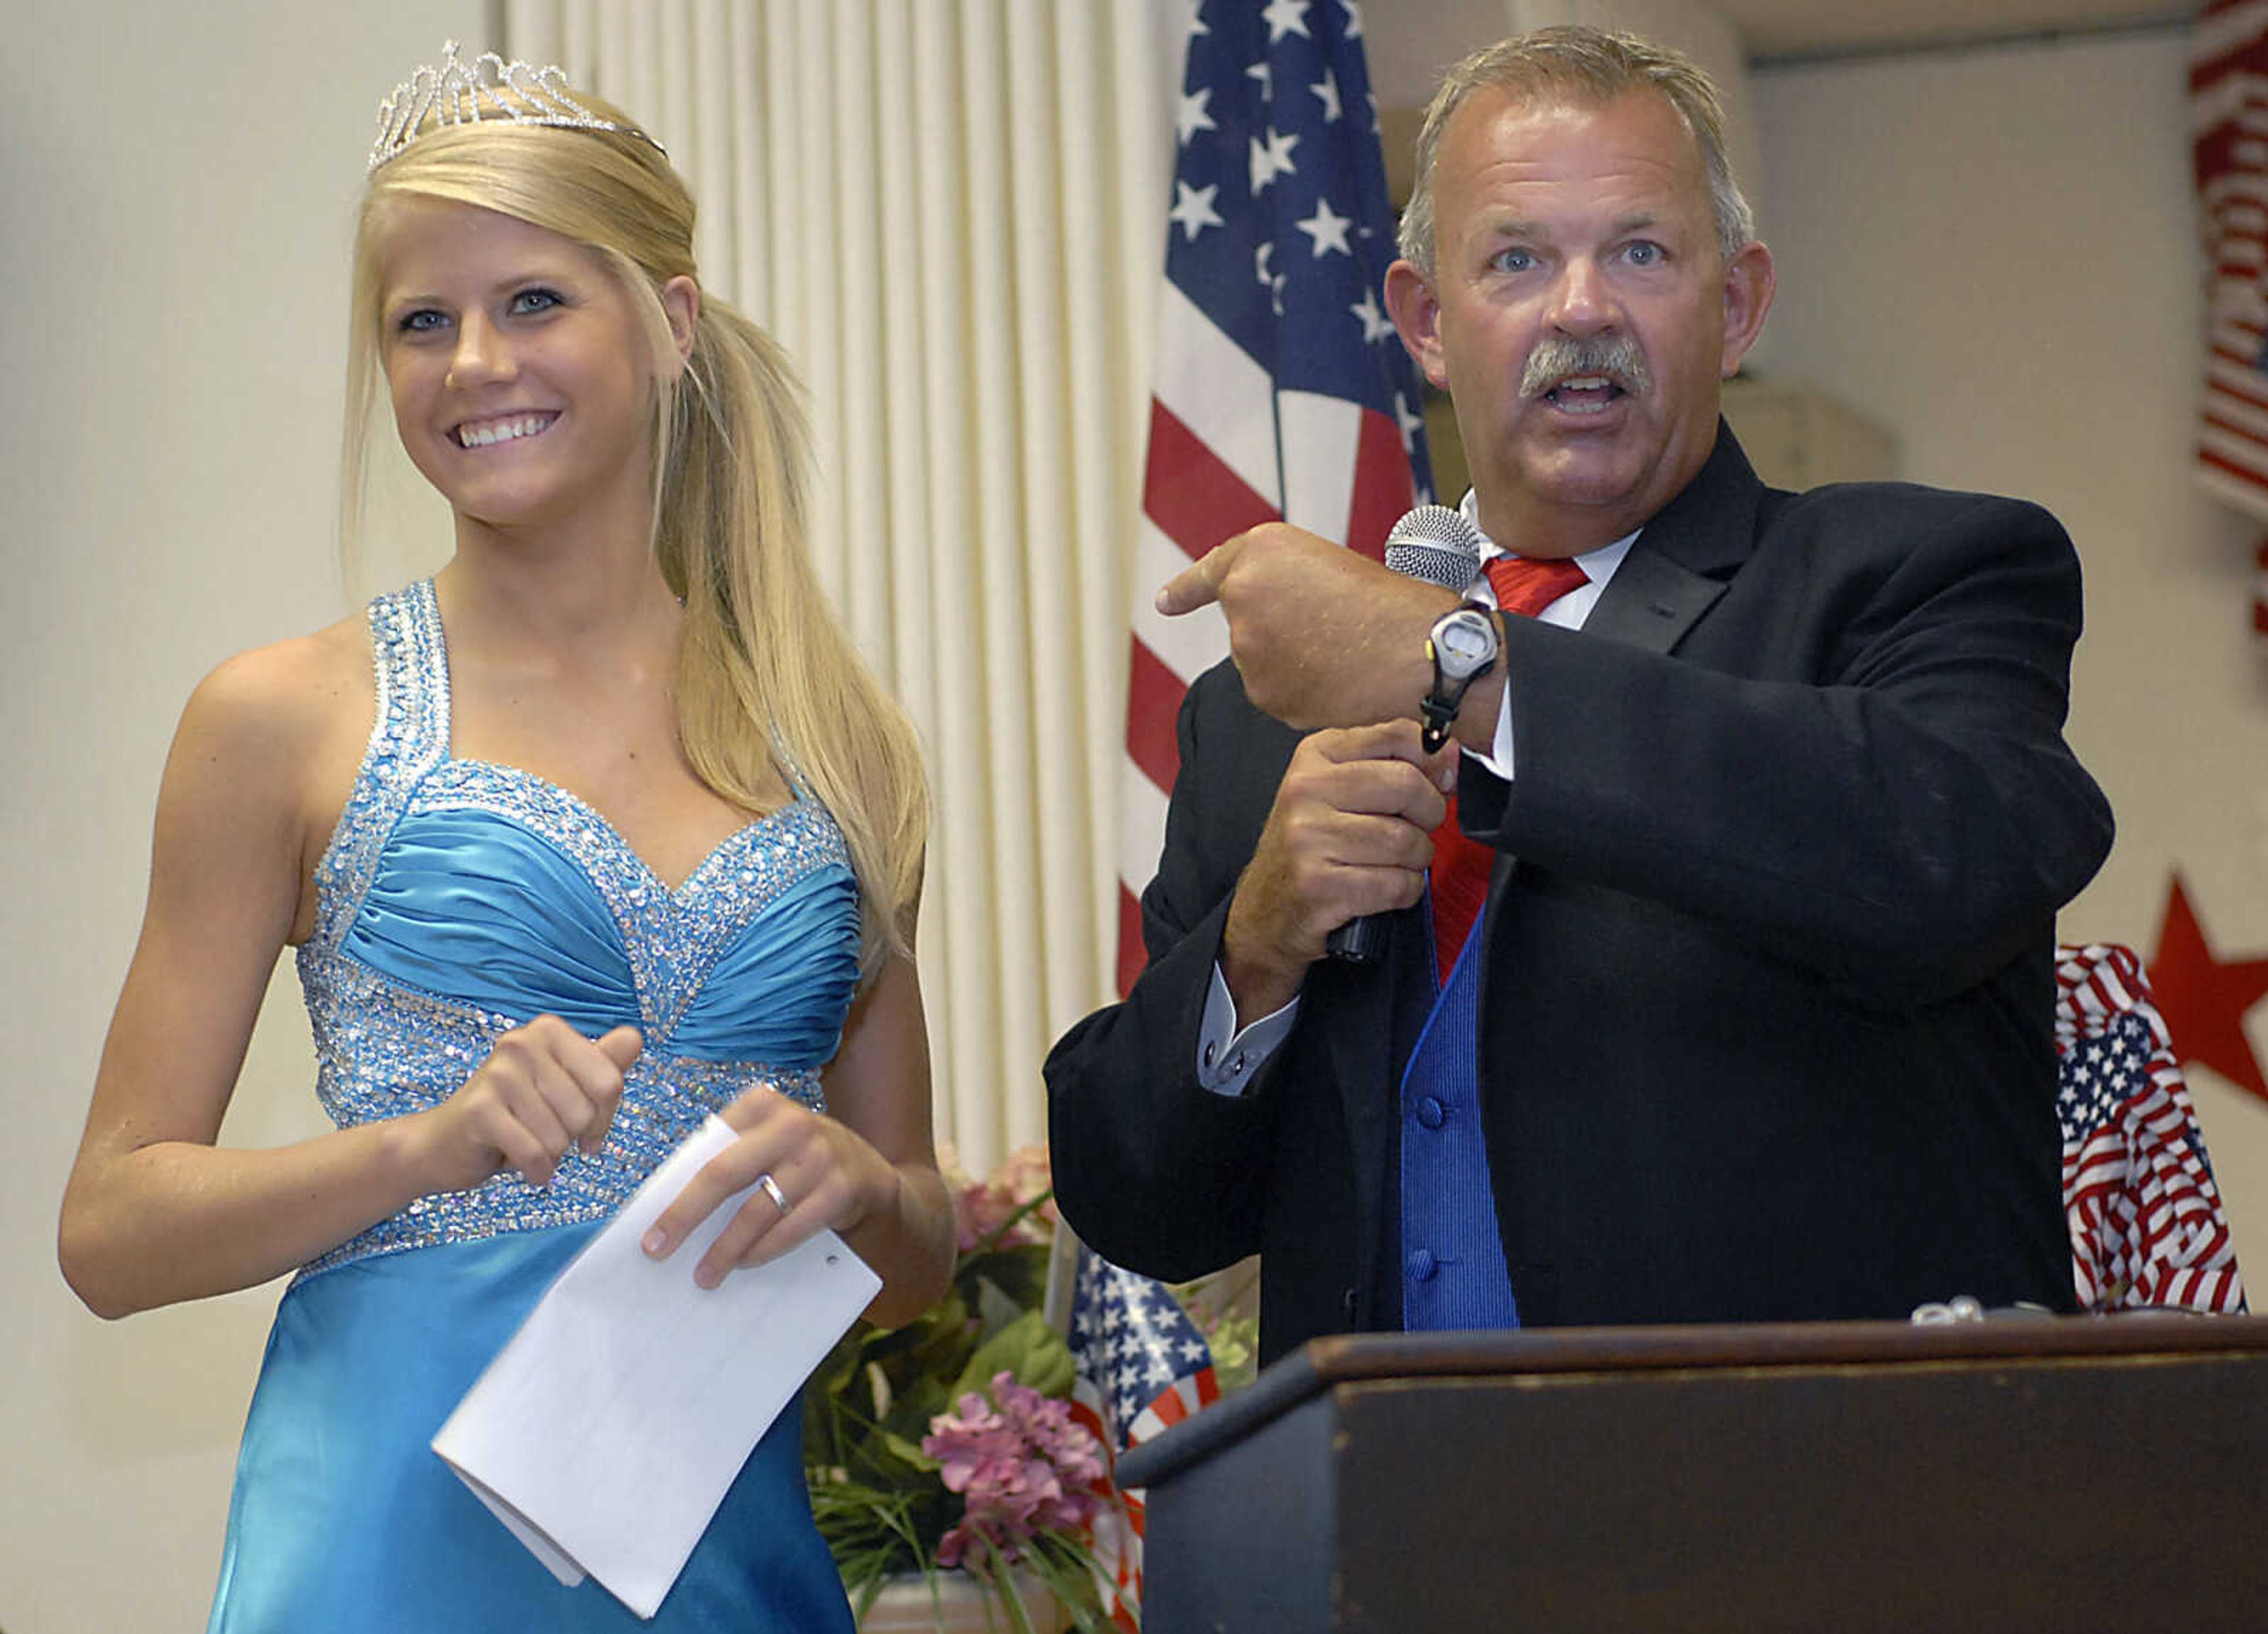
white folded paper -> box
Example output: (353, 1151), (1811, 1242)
(432, 1115), (882, 1619)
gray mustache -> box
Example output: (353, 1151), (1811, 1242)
(1520, 334), (1651, 399)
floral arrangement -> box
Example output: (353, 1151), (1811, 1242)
(804, 1146), (1112, 1631)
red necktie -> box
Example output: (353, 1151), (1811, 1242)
(1428, 555), (1591, 980)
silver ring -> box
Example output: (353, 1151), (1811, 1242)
(757, 1172), (789, 1214)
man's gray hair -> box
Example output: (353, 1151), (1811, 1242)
(1397, 25), (1755, 275)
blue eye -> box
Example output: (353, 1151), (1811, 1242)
(396, 308), (448, 334)
(1624, 241), (1663, 267)
(511, 288), (563, 315)
(1493, 248), (1536, 273)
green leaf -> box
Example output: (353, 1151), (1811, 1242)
(951, 1309), (1074, 1401)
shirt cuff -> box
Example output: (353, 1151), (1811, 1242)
(1465, 672), (1516, 780)
(1195, 961), (1301, 1096)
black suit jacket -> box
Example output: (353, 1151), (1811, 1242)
(1045, 428), (2114, 1366)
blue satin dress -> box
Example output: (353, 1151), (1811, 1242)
(207, 580), (861, 1632)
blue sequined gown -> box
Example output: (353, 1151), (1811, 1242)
(207, 581), (861, 1632)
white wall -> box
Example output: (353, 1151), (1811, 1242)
(1752, 27), (2268, 1284)
(0, 4), (483, 1628)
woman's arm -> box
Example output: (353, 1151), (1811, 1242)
(643, 952), (956, 1330)
(58, 635), (641, 1317)
(57, 638), (432, 1316)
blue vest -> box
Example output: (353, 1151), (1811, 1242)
(1399, 915), (1521, 1329)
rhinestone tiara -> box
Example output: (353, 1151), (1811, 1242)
(369, 40), (667, 174)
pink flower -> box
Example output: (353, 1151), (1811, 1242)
(949, 1146), (1060, 1253)
(922, 1371), (1104, 1568)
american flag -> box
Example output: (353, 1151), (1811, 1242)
(2192, 0), (2268, 637)
(1117, 0), (1433, 993)
(1064, 1245), (1221, 1630)
(2054, 943), (2247, 1313)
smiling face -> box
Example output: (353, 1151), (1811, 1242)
(1384, 88), (1773, 556)
(376, 196), (669, 537)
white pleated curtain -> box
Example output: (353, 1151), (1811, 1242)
(501, 0), (1176, 1173)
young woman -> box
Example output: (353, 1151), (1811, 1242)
(58, 45), (953, 1630)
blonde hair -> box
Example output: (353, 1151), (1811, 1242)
(1398, 25), (1754, 275)
(341, 94), (927, 970)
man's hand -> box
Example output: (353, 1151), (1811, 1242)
(1221, 720), (1455, 1019)
(1159, 523), (1458, 729)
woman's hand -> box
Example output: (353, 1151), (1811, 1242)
(638, 1087), (899, 1289)
(404, 1016), (644, 1192)
(634, 954), (953, 1326)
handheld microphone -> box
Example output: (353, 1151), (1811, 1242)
(1324, 505), (1486, 964)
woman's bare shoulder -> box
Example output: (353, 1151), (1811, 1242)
(160, 615), (374, 837)
(181, 615), (371, 749)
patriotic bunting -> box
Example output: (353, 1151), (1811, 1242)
(2055, 942), (2247, 1313)
(2191, 0), (2268, 635)
(1065, 1246), (1221, 1630)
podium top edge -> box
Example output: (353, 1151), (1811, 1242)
(1114, 1312), (2268, 1491)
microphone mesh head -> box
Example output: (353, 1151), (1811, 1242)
(1385, 504), (1484, 590)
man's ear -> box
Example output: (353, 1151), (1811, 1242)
(1718, 241), (1775, 378)
(660, 275), (700, 379)
(1384, 259), (1450, 391)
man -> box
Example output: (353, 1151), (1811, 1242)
(1045, 27), (2111, 1366)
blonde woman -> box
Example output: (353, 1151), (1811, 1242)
(58, 45), (951, 1631)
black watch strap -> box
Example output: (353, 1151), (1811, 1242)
(1419, 689), (1467, 754)
(1420, 601), (1495, 752)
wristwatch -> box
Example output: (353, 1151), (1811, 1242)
(1419, 601), (1500, 752)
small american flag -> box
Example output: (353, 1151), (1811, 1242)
(2054, 944), (2247, 1313)
(1117, 0), (1432, 993)
(2192, 0), (2268, 636)
(1065, 1246), (1221, 1630)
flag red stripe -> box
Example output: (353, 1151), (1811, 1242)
(1115, 884), (1146, 999)
(1142, 399), (1281, 560)
(2205, 406), (2268, 451)
(2207, 355), (2268, 412)
(2201, 444), (2268, 491)
(1123, 636), (1185, 795)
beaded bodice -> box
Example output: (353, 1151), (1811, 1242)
(294, 580), (861, 1277)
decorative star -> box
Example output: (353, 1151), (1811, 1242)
(1263, 0), (1312, 43)
(1310, 67), (1342, 122)
(1169, 179), (1224, 242)
(1254, 242), (1275, 286)
(2146, 871), (2268, 1105)
(1249, 126), (1299, 194)
(1183, 0), (1208, 40)
(1175, 86), (1216, 145)
(1296, 194), (1354, 256)
(1246, 59), (1273, 103)
(1341, 0), (1364, 38)
(1394, 391), (1423, 453)
(1351, 286), (1392, 343)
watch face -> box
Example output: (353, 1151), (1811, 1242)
(1433, 610), (1495, 680)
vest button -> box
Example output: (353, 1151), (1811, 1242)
(1406, 1247), (1439, 1282)
(1413, 1094), (1446, 1130)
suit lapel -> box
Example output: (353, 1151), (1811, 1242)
(1581, 542), (1727, 655)
(1581, 418), (1762, 655)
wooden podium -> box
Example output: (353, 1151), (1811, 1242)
(1114, 1316), (2268, 1633)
